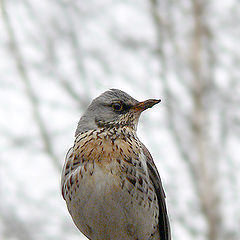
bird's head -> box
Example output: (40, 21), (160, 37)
(75, 89), (160, 136)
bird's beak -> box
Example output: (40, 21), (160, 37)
(133, 99), (161, 112)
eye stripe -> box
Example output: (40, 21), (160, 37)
(110, 101), (132, 113)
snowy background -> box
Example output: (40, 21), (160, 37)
(0, 0), (240, 240)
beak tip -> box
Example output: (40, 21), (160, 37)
(152, 99), (161, 107)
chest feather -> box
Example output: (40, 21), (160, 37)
(73, 129), (141, 169)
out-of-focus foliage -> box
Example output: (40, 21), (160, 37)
(0, 0), (239, 240)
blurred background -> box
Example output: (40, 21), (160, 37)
(0, 0), (240, 240)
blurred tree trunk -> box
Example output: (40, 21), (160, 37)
(149, 0), (222, 239)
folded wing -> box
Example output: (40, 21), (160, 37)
(141, 143), (171, 240)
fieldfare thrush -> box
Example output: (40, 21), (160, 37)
(61, 89), (171, 240)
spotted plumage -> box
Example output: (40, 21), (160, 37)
(61, 89), (171, 240)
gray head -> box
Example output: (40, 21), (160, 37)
(75, 89), (160, 136)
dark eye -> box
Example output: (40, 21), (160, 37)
(112, 102), (123, 111)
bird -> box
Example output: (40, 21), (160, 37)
(61, 89), (171, 240)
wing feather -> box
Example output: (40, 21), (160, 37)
(61, 147), (74, 200)
(141, 142), (171, 240)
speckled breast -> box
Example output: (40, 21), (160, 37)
(61, 128), (159, 240)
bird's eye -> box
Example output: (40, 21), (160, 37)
(112, 102), (123, 111)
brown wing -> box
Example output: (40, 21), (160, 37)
(141, 142), (171, 240)
(61, 147), (74, 200)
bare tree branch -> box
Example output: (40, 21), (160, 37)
(2, 0), (61, 171)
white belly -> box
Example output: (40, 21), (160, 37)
(66, 164), (157, 240)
